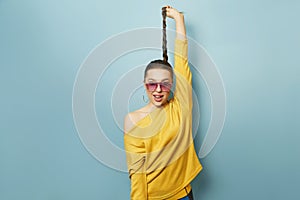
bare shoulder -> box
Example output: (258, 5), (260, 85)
(124, 112), (135, 134)
(124, 108), (148, 134)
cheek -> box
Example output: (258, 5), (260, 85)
(164, 91), (170, 97)
(145, 90), (152, 96)
(162, 90), (171, 95)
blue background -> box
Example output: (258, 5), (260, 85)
(1, 0), (299, 199)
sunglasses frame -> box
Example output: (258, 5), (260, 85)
(145, 82), (173, 92)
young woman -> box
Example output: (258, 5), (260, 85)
(124, 5), (202, 200)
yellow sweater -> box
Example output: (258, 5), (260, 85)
(124, 38), (203, 200)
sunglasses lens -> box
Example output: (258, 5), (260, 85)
(146, 83), (157, 91)
(161, 83), (172, 91)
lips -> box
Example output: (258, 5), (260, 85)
(153, 94), (164, 102)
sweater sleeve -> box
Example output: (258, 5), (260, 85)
(173, 37), (193, 110)
(124, 135), (148, 200)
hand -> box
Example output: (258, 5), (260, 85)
(163, 5), (184, 21)
(162, 5), (186, 38)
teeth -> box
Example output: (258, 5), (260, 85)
(154, 95), (163, 98)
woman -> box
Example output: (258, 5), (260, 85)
(124, 5), (202, 200)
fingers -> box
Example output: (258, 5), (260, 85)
(162, 5), (173, 12)
(167, 5), (173, 12)
(162, 5), (172, 16)
(162, 5), (171, 9)
(163, 5), (181, 15)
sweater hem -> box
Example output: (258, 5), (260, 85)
(148, 164), (203, 200)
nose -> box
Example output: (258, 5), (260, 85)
(155, 83), (162, 92)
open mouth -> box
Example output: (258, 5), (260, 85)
(153, 94), (164, 102)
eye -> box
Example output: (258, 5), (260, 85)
(162, 82), (171, 86)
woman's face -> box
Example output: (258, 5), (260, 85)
(144, 68), (173, 107)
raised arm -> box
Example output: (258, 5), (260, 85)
(165, 6), (192, 110)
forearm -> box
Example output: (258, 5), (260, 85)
(174, 13), (186, 40)
(164, 5), (186, 39)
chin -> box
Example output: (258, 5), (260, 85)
(152, 102), (163, 107)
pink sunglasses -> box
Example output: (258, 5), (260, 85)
(145, 82), (172, 92)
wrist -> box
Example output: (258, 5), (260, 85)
(174, 12), (184, 22)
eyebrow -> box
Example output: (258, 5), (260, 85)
(148, 78), (170, 81)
